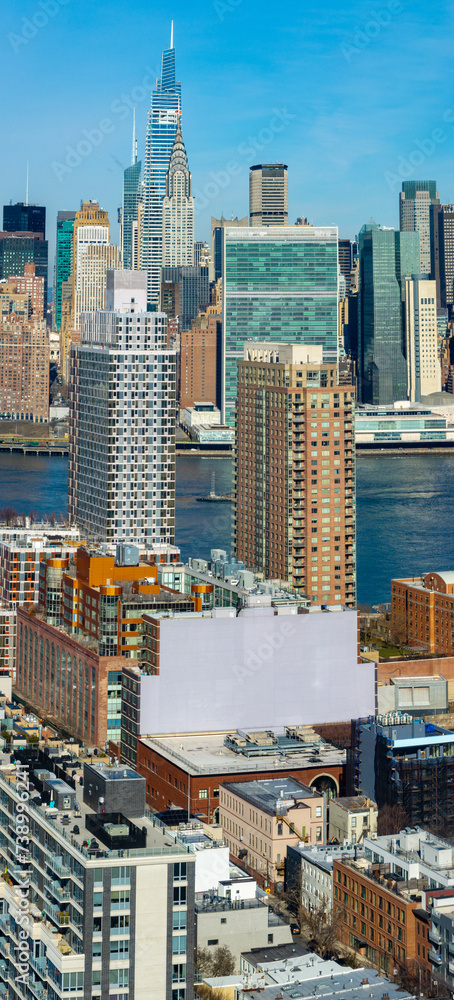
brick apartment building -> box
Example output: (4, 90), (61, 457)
(333, 857), (431, 987)
(137, 731), (345, 823)
(391, 571), (454, 655)
(234, 343), (356, 606)
(15, 607), (124, 745)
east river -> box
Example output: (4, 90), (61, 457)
(1, 451), (454, 606)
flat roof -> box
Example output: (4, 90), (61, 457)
(242, 942), (308, 965)
(141, 732), (345, 777)
(237, 969), (417, 1000)
(222, 777), (317, 814)
(332, 796), (377, 811)
(289, 844), (365, 872)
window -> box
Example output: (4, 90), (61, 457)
(315, 806), (322, 818)
(198, 789), (208, 799)
(220, 918), (226, 925)
(173, 863), (187, 881)
(173, 886), (187, 905)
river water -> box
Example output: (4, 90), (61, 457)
(0, 451), (453, 606)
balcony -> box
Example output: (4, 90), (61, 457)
(29, 955), (47, 976)
(43, 900), (69, 926)
(449, 962), (454, 977)
(429, 949), (442, 965)
(48, 881), (71, 903)
(429, 927), (441, 945)
(47, 857), (71, 879)
(29, 979), (47, 1000)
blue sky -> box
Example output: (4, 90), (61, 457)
(2, 0), (454, 266)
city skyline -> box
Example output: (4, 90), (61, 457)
(3, 0), (454, 269)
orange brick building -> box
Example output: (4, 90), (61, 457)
(391, 571), (454, 654)
(333, 857), (431, 987)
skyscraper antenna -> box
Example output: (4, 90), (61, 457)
(170, 20), (174, 48)
(26, 162), (29, 206)
(132, 108), (136, 166)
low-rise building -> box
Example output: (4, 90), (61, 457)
(363, 828), (454, 889)
(219, 777), (325, 891)
(352, 713), (454, 825)
(328, 795), (377, 844)
(0, 746), (195, 1000)
(137, 728), (346, 823)
(424, 888), (454, 989)
(333, 854), (429, 982)
(377, 674), (448, 717)
(391, 571), (454, 655)
(195, 896), (291, 971)
(286, 843), (364, 914)
(355, 402), (454, 447)
(236, 967), (419, 1000)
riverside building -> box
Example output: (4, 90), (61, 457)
(0, 748), (195, 1000)
(68, 270), (176, 546)
(234, 343), (356, 606)
(222, 225), (338, 425)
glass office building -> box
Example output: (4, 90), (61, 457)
(54, 211), (75, 331)
(222, 226), (338, 425)
(141, 43), (181, 306)
(358, 224), (420, 405)
(122, 160), (142, 270)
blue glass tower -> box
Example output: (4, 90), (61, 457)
(358, 223), (420, 404)
(222, 226), (339, 425)
(122, 160), (142, 270)
(141, 33), (182, 305)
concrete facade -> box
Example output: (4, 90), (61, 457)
(195, 899), (292, 971)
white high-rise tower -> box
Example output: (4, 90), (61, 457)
(68, 270), (176, 546)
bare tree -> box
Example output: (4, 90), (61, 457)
(377, 803), (409, 836)
(298, 899), (345, 959)
(194, 946), (235, 980)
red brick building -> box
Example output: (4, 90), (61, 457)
(15, 607), (126, 746)
(137, 733), (345, 823)
(333, 857), (431, 988)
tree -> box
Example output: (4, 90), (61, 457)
(194, 946), (235, 980)
(298, 898), (345, 959)
(377, 803), (409, 836)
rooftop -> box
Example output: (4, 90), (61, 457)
(0, 750), (192, 862)
(237, 968), (420, 1000)
(332, 796), (377, 812)
(242, 942), (309, 966)
(141, 730), (345, 777)
(221, 777), (320, 815)
(289, 843), (365, 872)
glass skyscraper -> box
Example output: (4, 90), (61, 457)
(358, 223), (420, 405)
(141, 40), (181, 306)
(54, 210), (75, 331)
(122, 160), (142, 270)
(222, 226), (339, 425)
